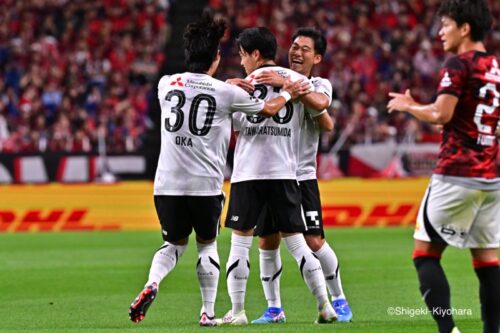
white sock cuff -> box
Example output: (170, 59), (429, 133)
(283, 233), (307, 253)
(162, 241), (188, 256)
(231, 233), (253, 249)
(259, 248), (280, 260)
(197, 241), (217, 254)
(314, 241), (333, 258)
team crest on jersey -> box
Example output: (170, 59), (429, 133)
(485, 59), (500, 83)
(170, 77), (184, 86)
(440, 71), (452, 87)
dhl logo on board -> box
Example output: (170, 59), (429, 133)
(0, 209), (120, 232)
(0, 179), (428, 232)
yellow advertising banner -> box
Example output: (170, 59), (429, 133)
(0, 179), (429, 232)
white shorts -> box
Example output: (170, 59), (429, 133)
(414, 177), (500, 249)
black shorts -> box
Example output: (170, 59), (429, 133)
(154, 194), (224, 242)
(254, 179), (324, 237)
(225, 179), (305, 234)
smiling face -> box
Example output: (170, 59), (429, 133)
(438, 16), (466, 53)
(288, 36), (322, 76)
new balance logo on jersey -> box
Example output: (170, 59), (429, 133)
(440, 72), (452, 87)
(170, 77), (184, 86)
(230, 215), (239, 222)
(486, 59), (500, 83)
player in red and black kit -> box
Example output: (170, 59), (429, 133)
(388, 1), (500, 333)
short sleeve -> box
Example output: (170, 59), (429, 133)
(437, 56), (467, 97)
(157, 75), (170, 100)
(157, 75), (171, 115)
(305, 77), (333, 117)
(229, 85), (265, 115)
(311, 77), (333, 106)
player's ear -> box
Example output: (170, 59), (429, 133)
(459, 22), (471, 39)
(313, 54), (322, 65)
(252, 49), (261, 61)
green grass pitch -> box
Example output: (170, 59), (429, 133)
(0, 228), (486, 332)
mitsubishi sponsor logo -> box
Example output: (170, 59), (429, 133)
(170, 77), (184, 86)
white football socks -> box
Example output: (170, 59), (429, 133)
(283, 234), (329, 310)
(259, 248), (282, 308)
(314, 241), (346, 300)
(226, 233), (252, 314)
(146, 241), (187, 287)
(196, 241), (220, 318)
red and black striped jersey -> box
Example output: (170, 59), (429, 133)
(435, 51), (500, 178)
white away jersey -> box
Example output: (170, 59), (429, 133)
(297, 76), (333, 181)
(154, 72), (264, 195)
(231, 66), (308, 183)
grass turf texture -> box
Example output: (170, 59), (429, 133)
(0, 228), (486, 332)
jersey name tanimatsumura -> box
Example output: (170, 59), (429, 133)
(231, 66), (308, 183)
(154, 72), (264, 196)
(297, 76), (333, 181)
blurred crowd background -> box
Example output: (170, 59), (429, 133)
(0, 0), (499, 154)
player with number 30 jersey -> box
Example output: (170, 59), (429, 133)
(154, 72), (266, 196)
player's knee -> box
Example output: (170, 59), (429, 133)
(470, 248), (499, 265)
(233, 229), (254, 237)
(195, 235), (216, 244)
(169, 237), (189, 246)
(305, 235), (324, 252)
(412, 239), (445, 260)
(259, 233), (280, 250)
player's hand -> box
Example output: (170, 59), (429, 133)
(387, 89), (415, 113)
(496, 125), (500, 138)
(255, 70), (284, 87)
(226, 78), (255, 93)
(283, 79), (312, 99)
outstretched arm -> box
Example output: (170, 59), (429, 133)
(387, 89), (458, 124)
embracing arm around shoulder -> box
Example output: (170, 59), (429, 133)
(387, 90), (458, 125)
(300, 92), (330, 112)
(258, 79), (311, 117)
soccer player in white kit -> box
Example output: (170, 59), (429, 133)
(217, 27), (337, 325)
(128, 13), (306, 327)
(250, 27), (353, 324)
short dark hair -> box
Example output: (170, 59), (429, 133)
(292, 27), (327, 56)
(437, 0), (492, 41)
(236, 27), (277, 61)
(183, 10), (227, 73)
